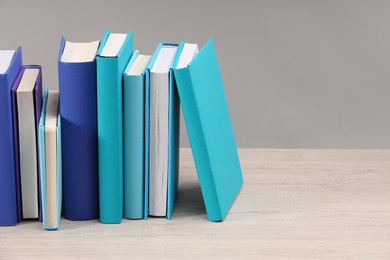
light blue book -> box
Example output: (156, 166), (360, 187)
(144, 43), (180, 219)
(173, 39), (243, 221)
(39, 88), (62, 230)
(96, 30), (133, 224)
(123, 50), (151, 219)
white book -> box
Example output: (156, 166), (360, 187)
(149, 46), (177, 217)
(16, 68), (40, 219)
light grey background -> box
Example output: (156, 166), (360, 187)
(1, 0), (390, 148)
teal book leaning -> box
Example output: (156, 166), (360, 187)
(97, 30), (133, 224)
(123, 50), (151, 219)
(173, 39), (243, 221)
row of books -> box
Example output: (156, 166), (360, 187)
(0, 30), (243, 230)
(0, 52), (61, 230)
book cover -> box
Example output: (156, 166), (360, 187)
(97, 30), (133, 224)
(173, 39), (243, 221)
(58, 36), (99, 220)
(0, 47), (22, 226)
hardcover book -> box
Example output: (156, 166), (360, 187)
(123, 50), (151, 219)
(12, 65), (43, 220)
(58, 37), (100, 220)
(145, 43), (180, 219)
(173, 39), (243, 221)
(0, 48), (22, 226)
(96, 30), (133, 224)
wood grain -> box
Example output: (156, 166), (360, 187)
(1, 148), (390, 259)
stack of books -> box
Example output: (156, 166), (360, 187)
(0, 29), (243, 231)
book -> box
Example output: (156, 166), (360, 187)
(12, 65), (43, 220)
(173, 39), (243, 221)
(39, 88), (62, 230)
(0, 48), (22, 226)
(58, 37), (100, 220)
(147, 43), (180, 219)
(123, 50), (151, 219)
(97, 30), (133, 224)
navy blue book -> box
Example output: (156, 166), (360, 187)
(58, 37), (100, 220)
(0, 48), (22, 226)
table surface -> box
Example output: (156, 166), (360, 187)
(1, 148), (390, 259)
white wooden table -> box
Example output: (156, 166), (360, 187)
(1, 149), (390, 259)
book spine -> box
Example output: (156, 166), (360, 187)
(123, 75), (144, 219)
(173, 68), (223, 221)
(58, 61), (99, 220)
(97, 57), (123, 224)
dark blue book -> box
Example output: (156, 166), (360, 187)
(0, 48), (22, 226)
(58, 37), (100, 220)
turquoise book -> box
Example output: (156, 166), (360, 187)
(145, 43), (180, 219)
(123, 50), (151, 219)
(38, 88), (62, 230)
(173, 39), (243, 221)
(97, 30), (133, 224)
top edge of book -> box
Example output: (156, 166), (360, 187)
(45, 90), (59, 131)
(0, 50), (15, 74)
(16, 68), (39, 93)
(61, 41), (99, 63)
(126, 54), (151, 76)
(100, 33), (127, 57)
(177, 43), (199, 69)
(150, 46), (177, 73)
